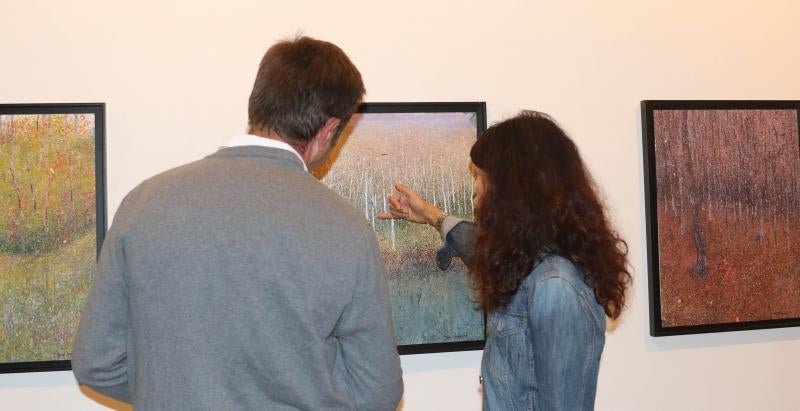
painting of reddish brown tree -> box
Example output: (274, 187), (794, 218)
(644, 101), (800, 335)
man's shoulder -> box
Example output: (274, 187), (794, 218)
(122, 159), (208, 203)
(302, 181), (377, 239)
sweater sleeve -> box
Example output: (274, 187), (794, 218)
(333, 235), (404, 410)
(71, 210), (131, 403)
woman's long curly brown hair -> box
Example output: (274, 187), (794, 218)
(469, 111), (631, 318)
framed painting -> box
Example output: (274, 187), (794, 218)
(642, 100), (800, 336)
(0, 103), (106, 372)
(318, 102), (487, 354)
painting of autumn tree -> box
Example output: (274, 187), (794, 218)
(0, 104), (105, 371)
(318, 103), (486, 351)
(644, 101), (800, 335)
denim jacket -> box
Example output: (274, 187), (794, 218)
(437, 219), (606, 411)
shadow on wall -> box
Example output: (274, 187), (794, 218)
(644, 327), (800, 352)
(79, 386), (132, 411)
(79, 381), (477, 411)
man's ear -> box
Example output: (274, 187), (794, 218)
(315, 117), (341, 148)
(304, 117), (342, 171)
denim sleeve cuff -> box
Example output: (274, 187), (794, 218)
(436, 217), (471, 270)
(440, 216), (467, 240)
(435, 244), (457, 271)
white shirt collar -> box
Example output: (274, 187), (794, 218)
(220, 134), (308, 172)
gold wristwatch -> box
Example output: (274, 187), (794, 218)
(433, 211), (448, 231)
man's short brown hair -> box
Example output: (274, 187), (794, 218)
(248, 36), (365, 148)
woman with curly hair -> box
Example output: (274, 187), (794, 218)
(378, 110), (631, 410)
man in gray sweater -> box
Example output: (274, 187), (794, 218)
(72, 36), (403, 410)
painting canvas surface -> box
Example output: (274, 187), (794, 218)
(0, 111), (99, 367)
(652, 108), (800, 328)
(321, 110), (483, 348)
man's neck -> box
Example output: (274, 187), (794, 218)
(248, 128), (307, 157)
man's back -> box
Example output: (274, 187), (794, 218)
(73, 145), (403, 410)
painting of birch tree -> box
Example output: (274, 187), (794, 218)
(320, 106), (484, 349)
(651, 106), (800, 329)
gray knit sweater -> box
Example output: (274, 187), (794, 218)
(72, 146), (403, 410)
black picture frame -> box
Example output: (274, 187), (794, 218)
(322, 102), (487, 354)
(642, 100), (800, 336)
(0, 103), (107, 373)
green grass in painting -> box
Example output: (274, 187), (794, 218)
(379, 221), (483, 346)
(0, 230), (95, 362)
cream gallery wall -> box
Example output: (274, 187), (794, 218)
(1, 1), (799, 410)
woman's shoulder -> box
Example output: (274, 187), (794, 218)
(521, 253), (606, 329)
(524, 253), (590, 294)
